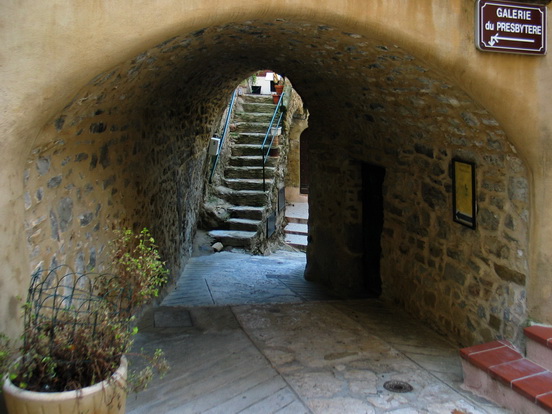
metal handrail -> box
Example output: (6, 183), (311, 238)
(209, 89), (238, 183)
(261, 92), (285, 191)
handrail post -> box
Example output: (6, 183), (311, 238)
(261, 91), (285, 192)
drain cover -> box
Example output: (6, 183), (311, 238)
(383, 380), (413, 393)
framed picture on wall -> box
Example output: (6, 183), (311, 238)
(452, 159), (476, 229)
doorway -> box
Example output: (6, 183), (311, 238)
(362, 163), (385, 296)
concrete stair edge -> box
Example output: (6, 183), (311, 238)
(284, 222), (308, 236)
(284, 233), (308, 252)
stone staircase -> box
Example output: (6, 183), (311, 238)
(208, 94), (280, 249)
(284, 202), (308, 251)
(460, 325), (552, 413)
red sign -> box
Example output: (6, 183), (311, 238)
(476, 0), (547, 55)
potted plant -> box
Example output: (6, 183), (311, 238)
(273, 74), (285, 96)
(0, 334), (13, 385)
(1, 227), (169, 414)
(250, 74), (261, 94)
(272, 73), (285, 104)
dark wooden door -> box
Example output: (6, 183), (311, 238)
(362, 164), (385, 296)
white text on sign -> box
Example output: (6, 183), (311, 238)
(484, 7), (542, 36)
(496, 8), (531, 20)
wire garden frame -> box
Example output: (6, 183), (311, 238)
(25, 265), (134, 337)
(20, 265), (136, 390)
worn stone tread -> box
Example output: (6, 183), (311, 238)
(208, 229), (256, 239)
(126, 251), (507, 414)
(284, 233), (307, 250)
(284, 222), (308, 235)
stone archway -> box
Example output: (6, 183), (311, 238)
(2, 1), (551, 344)
(20, 20), (528, 347)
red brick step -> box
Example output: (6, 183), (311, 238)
(460, 339), (552, 413)
(525, 325), (552, 372)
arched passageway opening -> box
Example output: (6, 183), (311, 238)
(200, 71), (310, 254)
(21, 18), (529, 346)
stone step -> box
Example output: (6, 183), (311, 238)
(242, 93), (274, 104)
(234, 132), (266, 145)
(228, 206), (264, 220)
(214, 187), (268, 207)
(235, 122), (270, 134)
(284, 222), (308, 236)
(242, 102), (275, 113)
(226, 191), (267, 207)
(231, 144), (263, 157)
(234, 112), (274, 124)
(229, 156), (276, 168)
(285, 202), (309, 225)
(286, 215), (308, 225)
(284, 233), (308, 252)
(208, 230), (256, 248)
(231, 145), (280, 158)
(228, 218), (261, 232)
(460, 340), (552, 413)
(525, 325), (552, 372)
(206, 91), (281, 252)
(225, 166), (275, 180)
(224, 178), (271, 192)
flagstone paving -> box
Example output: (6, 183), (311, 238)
(126, 250), (510, 414)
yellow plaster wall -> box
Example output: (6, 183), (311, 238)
(1, 0), (552, 336)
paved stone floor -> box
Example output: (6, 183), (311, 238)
(161, 250), (338, 307)
(125, 249), (510, 414)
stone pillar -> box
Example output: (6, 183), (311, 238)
(305, 130), (364, 296)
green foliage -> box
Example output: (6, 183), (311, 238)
(127, 348), (169, 393)
(102, 228), (169, 315)
(2, 227), (169, 394)
(0, 333), (15, 380)
(14, 309), (132, 392)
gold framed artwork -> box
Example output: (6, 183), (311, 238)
(452, 159), (476, 229)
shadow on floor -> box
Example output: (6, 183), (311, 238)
(126, 249), (508, 414)
(161, 249), (340, 308)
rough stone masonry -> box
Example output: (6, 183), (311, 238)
(21, 19), (530, 347)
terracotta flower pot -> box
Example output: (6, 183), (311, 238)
(2, 356), (128, 414)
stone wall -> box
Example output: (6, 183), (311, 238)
(22, 36), (236, 283)
(285, 96), (309, 190)
(21, 22), (528, 347)
(380, 137), (528, 346)
(4, 12), (537, 346)
(304, 40), (530, 346)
